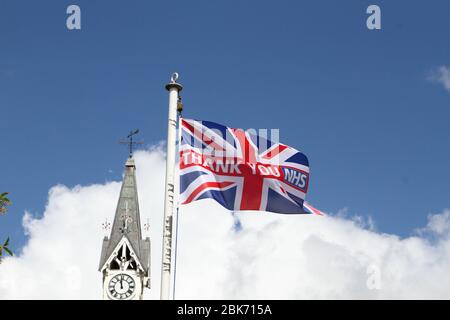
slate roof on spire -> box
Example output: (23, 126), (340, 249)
(99, 157), (150, 273)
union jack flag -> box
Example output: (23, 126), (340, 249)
(179, 118), (320, 214)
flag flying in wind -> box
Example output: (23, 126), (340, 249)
(179, 118), (316, 214)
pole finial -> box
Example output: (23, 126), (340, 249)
(170, 72), (179, 83)
(165, 72), (183, 92)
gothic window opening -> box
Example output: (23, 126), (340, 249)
(110, 259), (120, 270)
(111, 241), (137, 271)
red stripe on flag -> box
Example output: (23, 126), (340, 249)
(182, 119), (225, 151)
(261, 144), (288, 159)
(304, 202), (324, 216)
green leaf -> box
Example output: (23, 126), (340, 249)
(4, 237), (10, 246)
(3, 247), (13, 256)
(0, 192), (10, 202)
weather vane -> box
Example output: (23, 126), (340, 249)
(119, 129), (144, 158)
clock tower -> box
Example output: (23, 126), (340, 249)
(99, 156), (150, 300)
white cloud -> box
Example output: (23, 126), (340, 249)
(0, 148), (166, 300)
(429, 65), (450, 92)
(1, 148), (450, 299)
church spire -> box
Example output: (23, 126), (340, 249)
(99, 155), (151, 300)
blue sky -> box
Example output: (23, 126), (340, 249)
(1, 0), (449, 252)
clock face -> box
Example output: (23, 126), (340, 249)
(108, 274), (136, 299)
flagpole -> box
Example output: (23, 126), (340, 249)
(161, 72), (183, 300)
(172, 111), (183, 300)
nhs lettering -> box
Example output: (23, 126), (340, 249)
(282, 167), (308, 192)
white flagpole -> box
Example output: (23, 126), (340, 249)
(172, 112), (183, 300)
(160, 72), (182, 300)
